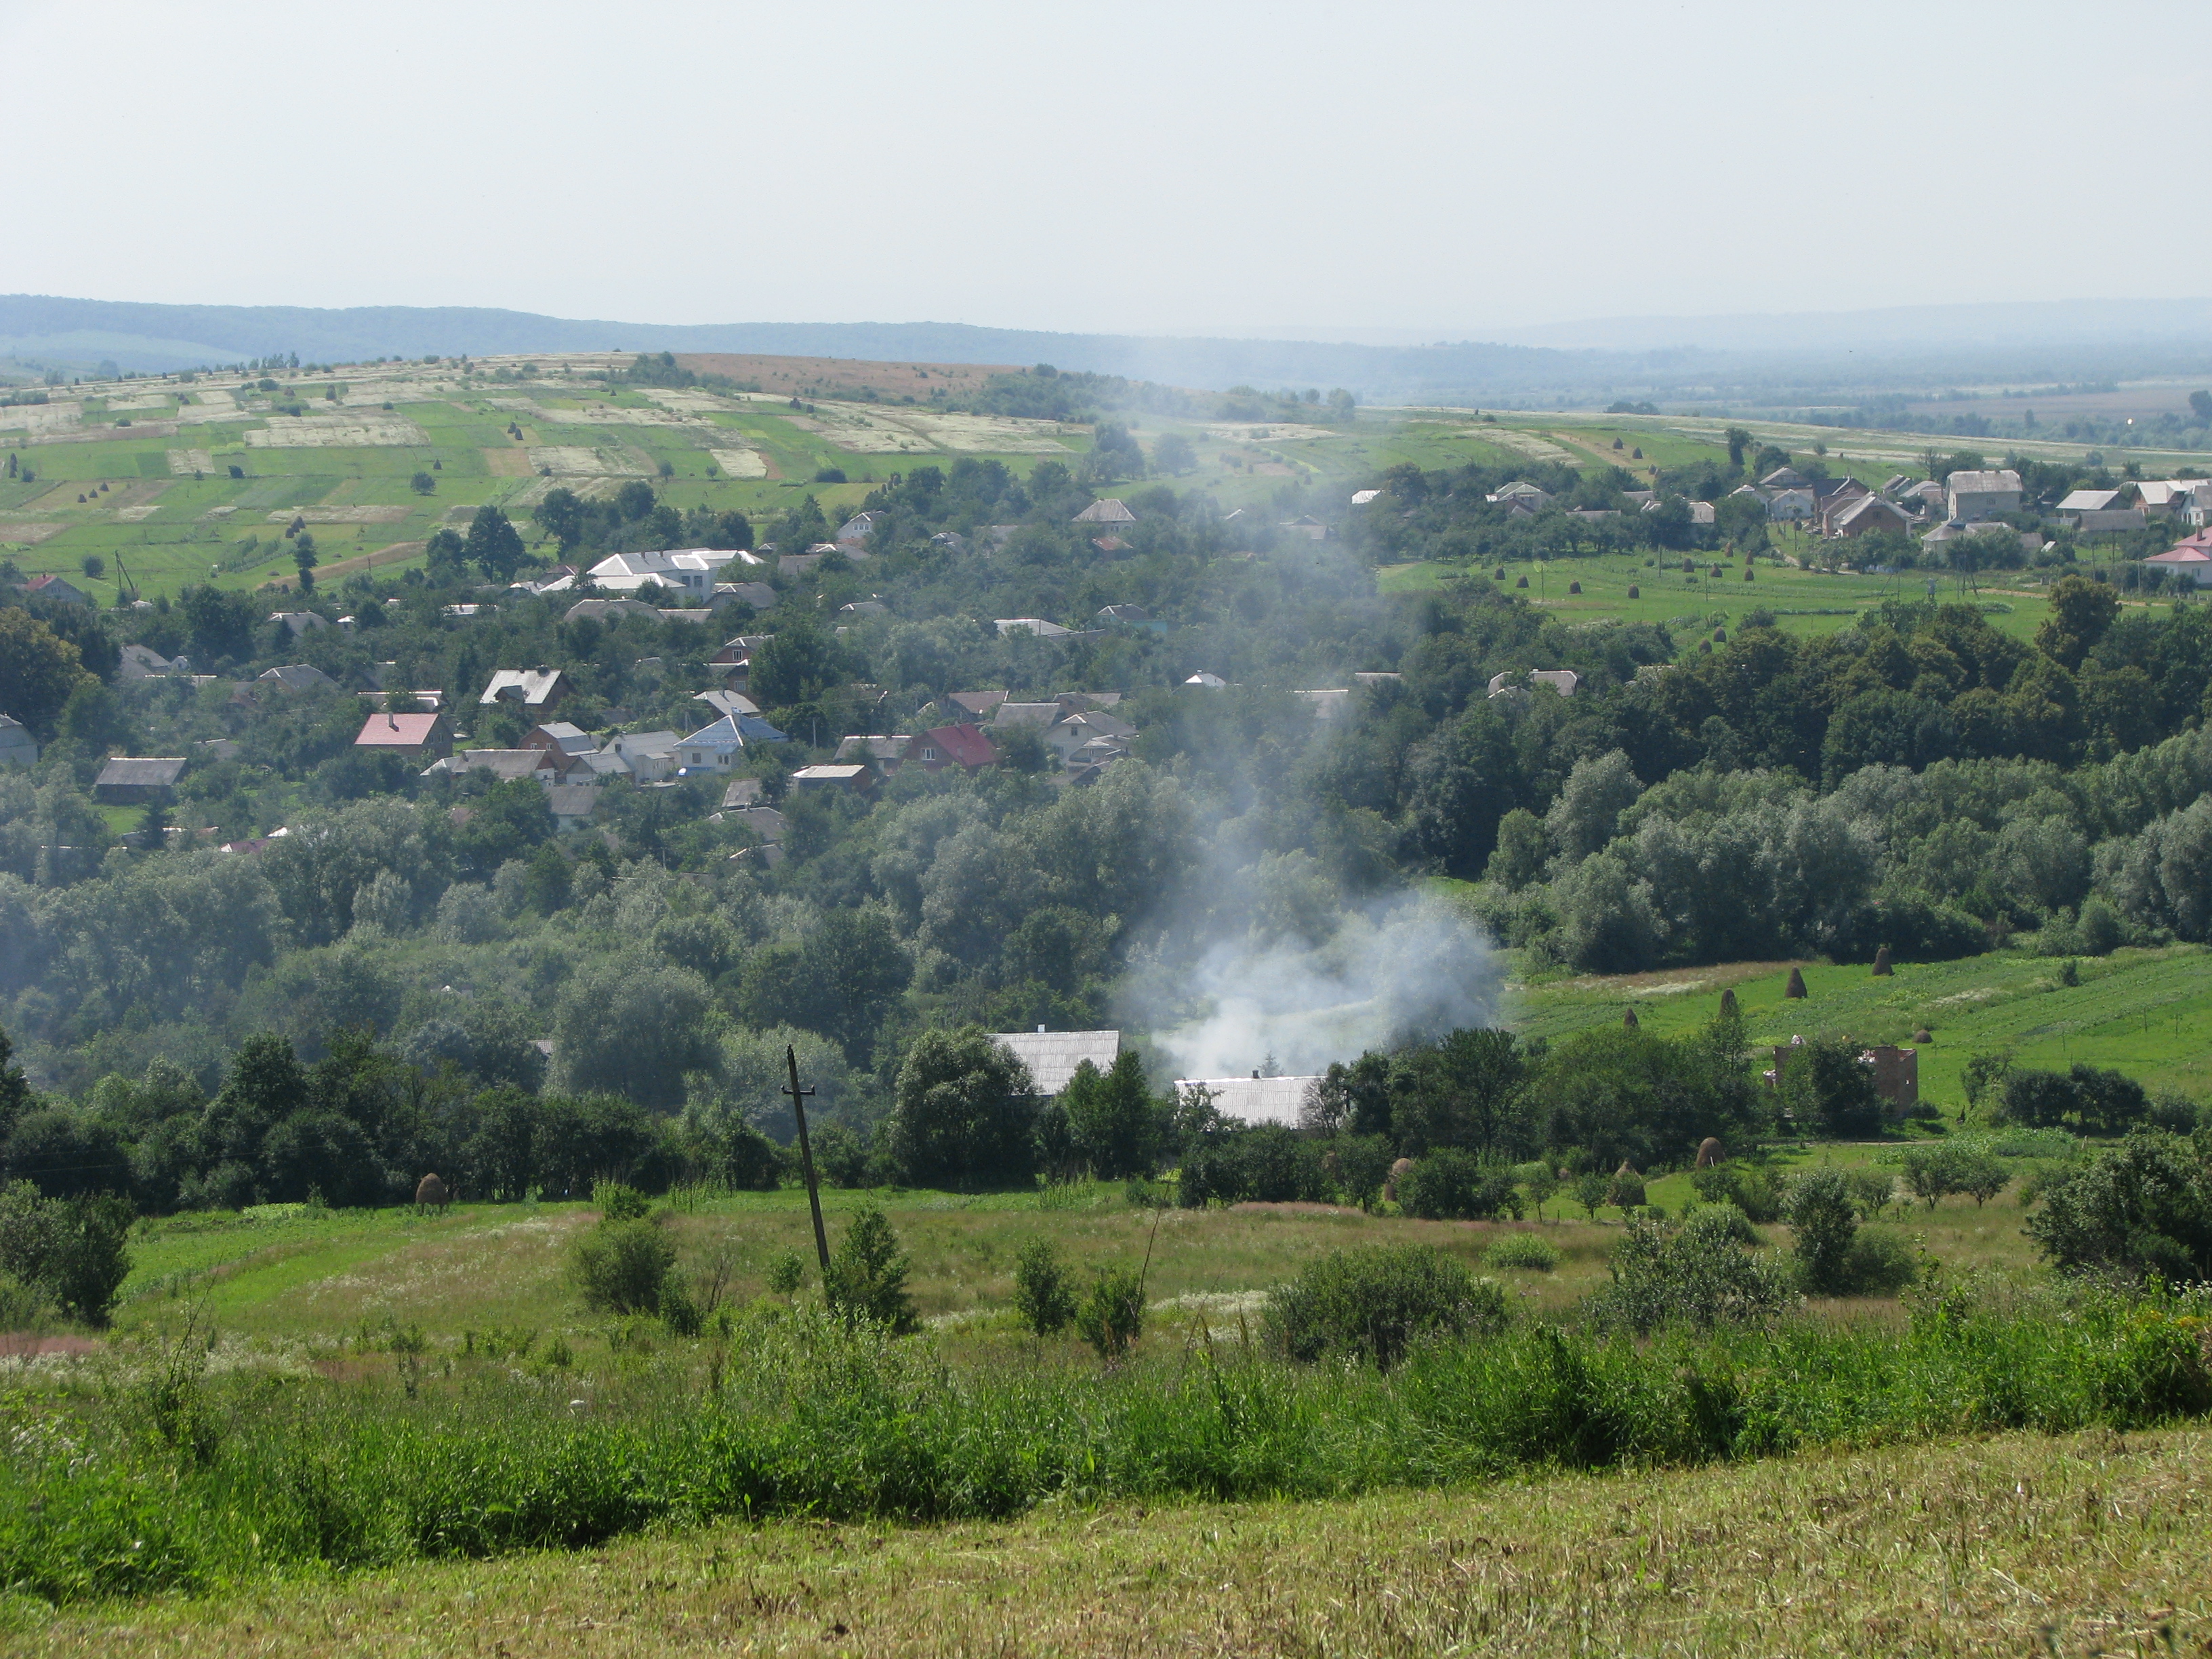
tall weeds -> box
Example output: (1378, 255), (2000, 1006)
(3, 1285), (2207, 1605)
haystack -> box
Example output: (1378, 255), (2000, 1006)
(1694, 1136), (1724, 1168)
(1784, 966), (1807, 999)
(1627, 584), (1639, 598)
(1719, 987), (1738, 1016)
(1384, 1156), (1415, 1203)
(1912, 1028), (1933, 1044)
(1622, 1005), (1639, 1029)
(1872, 945), (1893, 976)
(1515, 575), (1529, 588)
(1568, 580), (1582, 594)
(415, 1172), (450, 1212)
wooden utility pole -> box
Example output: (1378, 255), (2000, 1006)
(783, 1044), (832, 1279)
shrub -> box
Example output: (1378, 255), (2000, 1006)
(1400, 1149), (1523, 1221)
(1785, 1168), (1860, 1295)
(1605, 1171), (1647, 1210)
(570, 1218), (676, 1314)
(0, 1183), (132, 1326)
(1265, 1245), (1507, 1370)
(1078, 1265), (1145, 1360)
(1572, 1171), (1610, 1219)
(722, 1123), (782, 1193)
(1330, 1134), (1397, 1211)
(1584, 1212), (1795, 1333)
(1179, 1124), (1330, 1206)
(1839, 1228), (1919, 1296)
(1902, 1145), (2011, 1210)
(1517, 1161), (1561, 1219)
(1844, 1168), (1896, 1218)
(1687, 1200), (1760, 1244)
(1483, 1233), (1561, 1272)
(824, 1202), (916, 1332)
(1011, 1239), (1077, 1336)
(1998, 1065), (2152, 1136)
(1690, 1160), (1786, 1223)
(2026, 1131), (2212, 1282)
(593, 1181), (651, 1221)
(765, 1250), (806, 1296)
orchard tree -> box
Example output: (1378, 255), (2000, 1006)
(464, 505), (527, 582)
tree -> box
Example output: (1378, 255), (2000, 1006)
(888, 1025), (1036, 1189)
(1725, 426), (1753, 474)
(1483, 808), (1551, 889)
(409, 470), (436, 495)
(2192, 390), (2212, 423)
(0, 607), (94, 739)
(1390, 1027), (1532, 1158)
(1060, 1050), (1161, 1178)
(464, 505), (527, 582)
(2026, 1132), (2212, 1281)
(2034, 574), (2120, 671)
(1778, 1038), (1884, 1139)
(1153, 432), (1196, 474)
(825, 1202), (916, 1331)
(1573, 1171), (1609, 1219)
(1785, 1166), (1859, 1294)
(549, 956), (716, 1110)
(425, 527), (468, 579)
(0, 1025), (31, 1141)
(1011, 1237), (1077, 1334)
(796, 907), (912, 1063)
(291, 530), (319, 592)
(535, 487), (583, 552)
(178, 583), (256, 665)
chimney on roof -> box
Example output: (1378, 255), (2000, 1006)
(1251, 1069), (1260, 1080)
(1036, 1023), (1046, 1033)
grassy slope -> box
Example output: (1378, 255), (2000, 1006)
(9, 1427), (2206, 1655)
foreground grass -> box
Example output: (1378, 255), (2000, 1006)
(7, 1426), (2207, 1656)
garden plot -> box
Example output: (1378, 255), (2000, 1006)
(117, 504), (163, 521)
(787, 405), (933, 453)
(0, 522), (64, 544)
(528, 404), (691, 428)
(0, 401), (81, 434)
(247, 415), (428, 447)
(335, 382), (432, 407)
(898, 410), (1075, 453)
(100, 393), (172, 413)
(176, 393), (252, 422)
(167, 449), (216, 474)
(640, 388), (745, 415)
(1471, 428), (1576, 463)
(1205, 422), (1329, 443)
(507, 475), (626, 508)
(264, 504), (412, 525)
(710, 448), (769, 478)
(527, 446), (645, 476)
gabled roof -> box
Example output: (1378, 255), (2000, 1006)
(720, 776), (766, 808)
(96, 756), (186, 788)
(1097, 602), (1149, 622)
(834, 734), (913, 763)
(2058, 488), (2127, 512)
(355, 712), (445, 747)
(1176, 1075), (1323, 1127)
(480, 668), (567, 707)
(991, 1029), (1121, 1094)
(681, 712), (790, 751)
(693, 689), (762, 718)
(1946, 468), (2022, 494)
(993, 701), (1063, 728)
(258, 663), (337, 692)
(1759, 466), (1807, 488)
(947, 690), (1008, 716)
(546, 784), (600, 818)
(527, 720), (595, 754)
(918, 723), (995, 768)
(1072, 498), (1136, 524)
(996, 617), (1071, 638)
(565, 597), (660, 622)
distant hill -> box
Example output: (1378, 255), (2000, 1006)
(8, 293), (2212, 409)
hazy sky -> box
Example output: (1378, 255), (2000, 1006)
(7, 0), (2209, 338)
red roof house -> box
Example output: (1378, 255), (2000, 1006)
(354, 710), (453, 760)
(914, 724), (996, 772)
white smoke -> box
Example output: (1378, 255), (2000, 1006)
(1149, 896), (1505, 1081)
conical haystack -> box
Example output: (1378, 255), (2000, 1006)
(1872, 945), (1893, 976)
(1623, 1005), (1639, 1028)
(1719, 987), (1738, 1017)
(1784, 966), (1807, 999)
(1694, 1136), (1723, 1168)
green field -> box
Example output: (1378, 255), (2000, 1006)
(1502, 944), (2212, 1107)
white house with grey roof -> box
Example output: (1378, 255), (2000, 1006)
(1945, 469), (2023, 523)
(991, 1029), (1122, 1095)
(1176, 1074), (1326, 1128)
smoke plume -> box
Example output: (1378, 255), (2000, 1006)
(1148, 896), (1504, 1081)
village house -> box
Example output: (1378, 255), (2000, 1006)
(1072, 498), (1136, 527)
(1097, 602), (1150, 623)
(94, 756), (186, 804)
(996, 617), (1074, 638)
(255, 663), (337, 694)
(942, 691), (1009, 722)
(519, 721), (595, 758)
(833, 734), (913, 778)
(562, 596), (660, 624)
(266, 610), (327, 637)
(787, 762), (872, 794)
(1765, 488), (1818, 522)
(912, 723), (996, 772)
(2147, 529), (2212, 585)
(1828, 494), (1914, 539)
(1174, 1073), (1324, 1127)
(1486, 480), (1553, 510)
(676, 712), (787, 774)
(1944, 468), (2024, 523)
(692, 689), (762, 721)
(1046, 708), (1136, 758)
(993, 700), (1064, 731)
(836, 511), (886, 547)
(119, 643), (190, 680)
(24, 573), (91, 606)
(424, 748), (559, 785)
(546, 783), (600, 832)
(352, 710), (453, 761)
(479, 668), (571, 711)
(991, 1029), (1121, 1095)
(583, 547), (764, 599)
(2055, 489), (2146, 535)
